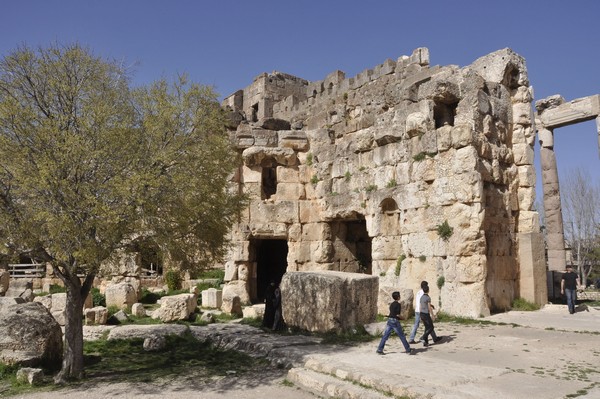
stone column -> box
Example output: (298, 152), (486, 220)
(538, 127), (566, 271)
(597, 115), (600, 157)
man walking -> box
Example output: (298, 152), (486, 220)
(561, 265), (580, 314)
(419, 285), (442, 347)
(408, 280), (439, 344)
(376, 291), (412, 355)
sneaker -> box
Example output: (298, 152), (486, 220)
(433, 336), (443, 343)
(376, 350), (384, 355)
(405, 349), (414, 355)
(423, 341), (429, 347)
(409, 340), (417, 344)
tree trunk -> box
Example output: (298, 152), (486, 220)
(53, 267), (95, 383)
(55, 278), (84, 383)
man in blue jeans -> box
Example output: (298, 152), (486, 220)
(408, 281), (439, 344)
(376, 291), (412, 355)
(561, 265), (580, 314)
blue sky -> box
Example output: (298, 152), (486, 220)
(2, 0), (598, 202)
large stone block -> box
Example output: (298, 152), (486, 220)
(301, 223), (332, 241)
(152, 293), (197, 323)
(0, 302), (63, 368)
(201, 288), (222, 309)
(280, 271), (378, 333)
(222, 280), (250, 306)
(105, 283), (137, 310)
(4, 279), (33, 299)
(85, 306), (108, 325)
(249, 201), (298, 224)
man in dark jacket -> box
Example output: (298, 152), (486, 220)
(376, 291), (412, 355)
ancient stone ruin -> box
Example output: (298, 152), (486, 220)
(221, 47), (549, 321)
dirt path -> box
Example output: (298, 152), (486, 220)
(6, 368), (317, 399)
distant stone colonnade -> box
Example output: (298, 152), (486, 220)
(535, 94), (600, 271)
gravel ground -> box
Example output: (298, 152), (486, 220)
(5, 367), (318, 399)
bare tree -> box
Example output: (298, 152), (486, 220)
(561, 168), (600, 286)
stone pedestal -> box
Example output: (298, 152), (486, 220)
(201, 288), (223, 309)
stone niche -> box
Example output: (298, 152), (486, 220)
(280, 271), (378, 333)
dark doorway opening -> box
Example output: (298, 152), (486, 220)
(252, 239), (288, 304)
(130, 238), (163, 275)
(330, 217), (372, 274)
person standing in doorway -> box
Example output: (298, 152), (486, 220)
(419, 285), (442, 347)
(376, 291), (413, 355)
(272, 282), (284, 330)
(262, 280), (276, 328)
(409, 280), (439, 344)
(561, 265), (580, 314)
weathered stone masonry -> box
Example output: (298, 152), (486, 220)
(221, 48), (547, 318)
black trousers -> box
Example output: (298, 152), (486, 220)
(420, 313), (435, 343)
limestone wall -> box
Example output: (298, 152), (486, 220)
(222, 48), (544, 319)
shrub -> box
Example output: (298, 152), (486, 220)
(436, 220), (454, 241)
(386, 179), (397, 188)
(395, 254), (406, 276)
(91, 287), (106, 307)
(437, 276), (445, 289)
(365, 184), (377, 192)
(310, 175), (319, 185)
(306, 152), (313, 166)
(140, 287), (162, 304)
(344, 171), (351, 181)
(413, 152), (426, 162)
(165, 269), (182, 291)
(418, 255), (426, 262)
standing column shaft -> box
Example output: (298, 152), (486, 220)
(538, 127), (566, 271)
(596, 116), (600, 158)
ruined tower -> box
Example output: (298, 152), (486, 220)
(221, 48), (547, 318)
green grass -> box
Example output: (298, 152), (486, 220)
(80, 332), (267, 383)
(0, 332), (271, 395)
(435, 312), (500, 326)
(194, 268), (225, 280)
(318, 326), (377, 345)
(511, 297), (540, 311)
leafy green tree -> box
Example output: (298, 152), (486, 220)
(0, 44), (244, 381)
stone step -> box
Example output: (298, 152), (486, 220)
(287, 367), (391, 399)
(301, 355), (435, 399)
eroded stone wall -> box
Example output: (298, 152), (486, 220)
(222, 47), (544, 318)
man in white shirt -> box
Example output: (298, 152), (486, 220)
(408, 280), (440, 344)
